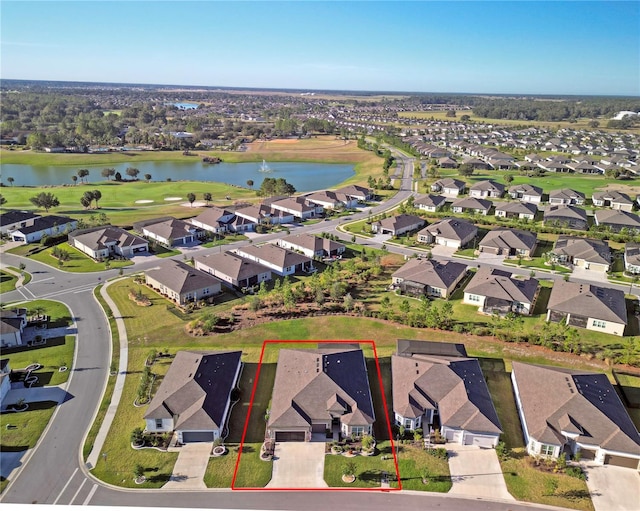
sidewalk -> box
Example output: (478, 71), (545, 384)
(85, 279), (129, 469)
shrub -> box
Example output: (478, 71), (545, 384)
(566, 466), (586, 480)
(496, 441), (510, 461)
(131, 427), (144, 444)
(426, 447), (448, 459)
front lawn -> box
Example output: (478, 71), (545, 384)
(323, 440), (399, 488)
(200, 233), (249, 248)
(395, 444), (452, 492)
(0, 401), (58, 451)
(10, 242), (133, 272)
(501, 450), (594, 511)
(0, 271), (18, 293)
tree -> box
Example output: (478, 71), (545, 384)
(125, 167), (140, 180)
(7, 177), (14, 186)
(460, 114), (471, 122)
(504, 174), (514, 184)
(80, 195), (92, 209)
(114, 171), (122, 181)
(246, 179), (254, 188)
(144, 173), (152, 183)
(29, 192), (60, 212)
(71, 175), (78, 185)
(77, 168), (89, 183)
(446, 109), (456, 118)
(589, 120), (600, 128)
(458, 163), (474, 177)
(92, 190), (102, 208)
(101, 168), (116, 181)
(203, 192), (212, 205)
(343, 293), (354, 312)
(0, 194), (6, 206)
(187, 193), (196, 207)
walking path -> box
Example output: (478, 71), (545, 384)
(85, 279), (129, 469)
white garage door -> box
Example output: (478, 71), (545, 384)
(468, 434), (497, 448)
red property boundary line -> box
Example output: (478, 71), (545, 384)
(232, 339), (402, 491)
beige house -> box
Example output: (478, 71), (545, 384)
(463, 268), (539, 315)
(512, 362), (640, 468)
(392, 340), (502, 447)
(145, 260), (222, 305)
(550, 237), (611, 272)
(144, 351), (242, 443)
(546, 281), (627, 336)
(478, 228), (537, 257)
(194, 251), (272, 290)
(69, 226), (148, 260)
(417, 218), (477, 249)
(391, 259), (467, 298)
(267, 345), (375, 441)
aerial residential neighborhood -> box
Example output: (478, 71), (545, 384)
(1, 1), (639, 511)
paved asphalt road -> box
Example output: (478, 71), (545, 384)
(0, 151), (611, 509)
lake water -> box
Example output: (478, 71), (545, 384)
(0, 161), (355, 192)
(168, 102), (199, 109)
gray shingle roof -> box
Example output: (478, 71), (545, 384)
(452, 197), (493, 211)
(235, 243), (312, 269)
(392, 259), (467, 289)
(145, 259), (223, 294)
(553, 236), (610, 265)
(144, 351), (242, 431)
(494, 202), (538, 215)
(420, 218), (477, 241)
(544, 205), (588, 222)
(465, 268), (538, 304)
(479, 228), (537, 252)
(547, 280), (627, 324)
(194, 251), (271, 282)
(268, 347), (375, 431)
(512, 362), (640, 453)
(69, 226), (147, 251)
(595, 209), (640, 229)
(414, 194), (447, 208)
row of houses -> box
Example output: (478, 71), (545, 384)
(142, 340), (640, 470)
(391, 255), (628, 336)
(140, 234), (345, 305)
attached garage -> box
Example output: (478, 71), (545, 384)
(275, 431), (306, 442)
(580, 448), (596, 460)
(181, 431), (216, 443)
(604, 454), (640, 469)
(468, 434), (499, 448)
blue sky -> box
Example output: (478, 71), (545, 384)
(1, 1), (638, 96)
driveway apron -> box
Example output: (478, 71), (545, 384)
(583, 462), (640, 511)
(163, 442), (212, 489)
(446, 443), (514, 501)
(266, 442), (328, 488)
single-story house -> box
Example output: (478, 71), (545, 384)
(371, 214), (426, 236)
(144, 350), (242, 443)
(0, 308), (28, 348)
(478, 228), (537, 257)
(511, 361), (640, 469)
(234, 244), (314, 276)
(226, 215), (257, 233)
(189, 206), (235, 234)
(548, 189), (586, 206)
(391, 258), (467, 298)
(508, 184), (543, 204)
(463, 268), (539, 316)
(0, 210), (39, 235)
(69, 226), (148, 260)
(270, 197), (320, 220)
(335, 184), (372, 202)
(145, 259), (223, 305)
(194, 251), (272, 290)
(417, 218), (477, 249)
(494, 201), (537, 220)
(624, 243), (640, 274)
(234, 204), (294, 225)
(451, 197), (492, 216)
(276, 233), (345, 259)
(594, 209), (640, 233)
(392, 340), (502, 447)
(135, 217), (204, 246)
(469, 180), (504, 199)
(414, 194), (447, 213)
(10, 215), (78, 243)
(305, 190), (357, 210)
(438, 157), (458, 169)
(592, 191), (634, 211)
(546, 280), (627, 336)
(267, 345), (375, 441)
(543, 205), (589, 231)
(550, 237), (611, 272)
(431, 178), (466, 197)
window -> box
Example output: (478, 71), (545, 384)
(592, 320), (606, 328)
(405, 419), (412, 428)
(351, 426), (364, 437)
(540, 444), (555, 457)
(155, 419), (163, 429)
(467, 294), (480, 302)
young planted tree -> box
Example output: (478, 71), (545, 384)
(187, 193), (196, 207)
(77, 168), (90, 183)
(101, 168), (116, 181)
(7, 177), (14, 186)
(203, 192), (212, 205)
(125, 167), (140, 180)
(144, 173), (152, 183)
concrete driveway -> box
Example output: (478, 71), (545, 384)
(163, 442), (212, 489)
(583, 463), (640, 511)
(266, 442), (328, 488)
(2, 384), (69, 409)
(446, 443), (514, 501)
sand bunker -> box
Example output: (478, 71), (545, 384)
(164, 197), (183, 201)
(134, 199), (154, 204)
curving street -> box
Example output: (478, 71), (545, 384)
(0, 152), (616, 510)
